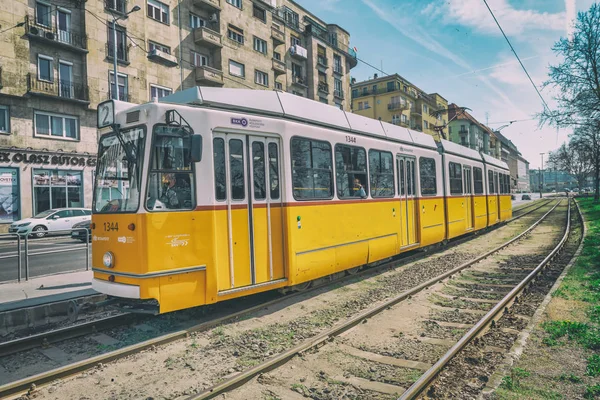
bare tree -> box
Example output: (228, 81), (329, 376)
(548, 138), (593, 190)
(539, 3), (600, 201)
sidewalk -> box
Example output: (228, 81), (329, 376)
(0, 270), (96, 313)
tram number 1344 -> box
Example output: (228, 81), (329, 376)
(345, 136), (357, 143)
(103, 222), (119, 232)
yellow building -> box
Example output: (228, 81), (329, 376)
(351, 74), (448, 138)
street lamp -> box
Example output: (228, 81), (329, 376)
(111, 5), (140, 101)
(539, 153), (544, 199)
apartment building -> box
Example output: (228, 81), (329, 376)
(493, 129), (521, 191)
(0, 0), (356, 231)
(350, 73), (448, 138)
(447, 103), (500, 158)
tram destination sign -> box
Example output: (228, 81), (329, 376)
(0, 151), (97, 167)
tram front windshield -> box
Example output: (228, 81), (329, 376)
(93, 127), (146, 213)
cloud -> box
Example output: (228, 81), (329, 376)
(422, 0), (565, 36)
(361, 0), (519, 110)
(565, 0), (576, 40)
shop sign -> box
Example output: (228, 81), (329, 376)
(0, 152), (97, 167)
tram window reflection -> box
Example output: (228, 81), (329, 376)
(335, 144), (368, 199)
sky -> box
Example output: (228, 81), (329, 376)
(296, 0), (597, 169)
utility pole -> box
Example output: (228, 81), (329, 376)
(110, 5), (140, 100)
(539, 153), (544, 199)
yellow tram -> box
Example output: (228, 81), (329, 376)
(91, 87), (512, 314)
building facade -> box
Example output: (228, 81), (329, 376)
(493, 129), (521, 191)
(0, 0), (356, 231)
(447, 103), (501, 159)
(350, 74), (448, 138)
(517, 155), (530, 192)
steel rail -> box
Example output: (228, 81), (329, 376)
(399, 199), (572, 399)
(0, 200), (556, 399)
(184, 200), (563, 400)
(0, 314), (134, 358)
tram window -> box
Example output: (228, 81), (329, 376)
(146, 125), (195, 211)
(291, 137), (333, 200)
(407, 159), (415, 196)
(230, 139), (245, 200)
(473, 167), (483, 194)
(399, 159), (405, 195)
(449, 162), (463, 195)
(494, 172), (499, 195)
(268, 143), (280, 200)
(214, 138), (226, 201)
(488, 170), (495, 194)
(252, 142), (266, 200)
(368, 149), (394, 198)
(335, 144), (368, 198)
(499, 174), (505, 194)
(419, 157), (437, 196)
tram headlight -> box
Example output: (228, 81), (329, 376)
(103, 252), (115, 268)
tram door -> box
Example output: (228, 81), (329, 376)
(397, 156), (418, 247)
(494, 171), (501, 222)
(215, 133), (285, 292)
(463, 166), (474, 230)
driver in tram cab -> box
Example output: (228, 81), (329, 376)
(160, 173), (181, 209)
(354, 177), (367, 198)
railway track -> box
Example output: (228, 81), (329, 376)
(176, 198), (578, 400)
(0, 198), (561, 399)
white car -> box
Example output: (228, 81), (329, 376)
(8, 208), (92, 238)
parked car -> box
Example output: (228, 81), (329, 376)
(71, 220), (91, 243)
(8, 208), (92, 238)
(521, 194), (531, 200)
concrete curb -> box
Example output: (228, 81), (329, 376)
(479, 199), (587, 399)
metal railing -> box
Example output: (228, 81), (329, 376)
(25, 16), (88, 50)
(0, 228), (91, 283)
(27, 74), (90, 102)
(318, 82), (329, 93)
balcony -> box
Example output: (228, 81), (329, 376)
(195, 65), (224, 86)
(194, 27), (222, 48)
(333, 64), (343, 76)
(271, 25), (285, 45)
(192, 0), (221, 11)
(410, 109), (422, 117)
(318, 82), (329, 94)
(410, 124), (422, 131)
(106, 43), (129, 64)
(334, 89), (344, 99)
(148, 48), (178, 67)
(27, 74), (89, 104)
(388, 102), (408, 111)
(105, 0), (127, 14)
(292, 75), (308, 88)
(317, 55), (328, 69)
(459, 128), (468, 135)
(25, 16), (88, 54)
(272, 58), (286, 75)
(289, 44), (307, 60)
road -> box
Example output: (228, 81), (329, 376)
(0, 236), (90, 283)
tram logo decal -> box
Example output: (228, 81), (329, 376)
(231, 117), (248, 127)
(165, 234), (190, 247)
(117, 236), (135, 244)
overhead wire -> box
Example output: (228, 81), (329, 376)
(481, 0), (550, 111)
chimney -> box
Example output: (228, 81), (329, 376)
(374, 73), (378, 79)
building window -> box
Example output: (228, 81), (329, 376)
(109, 71), (128, 101)
(34, 111), (78, 140)
(147, 0), (169, 24)
(291, 63), (302, 78)
(273, 52), (281, 60)
(368, 149), (394, 198)
(36, 1), (51, 26)
(401, 114), (408, 123)
(191, 51), (208, 66)
(0, 167), (19, 223)
(107, 25), (127, 61)
(358, 102), (363, 110)
(190, 13), (205, 29)
(229, 60), (245, 77)
(423, 104), (428, 113)
(150, 84), (172, 100)
(253, 4), (266, 22)
(290, 35), (301, 47)
(424, 120), (429, 129)
(0, 106), (9, 133)
(226, 0), (242, 8)
(334, 78), (342, 96)
(149, 41), (171, 54)
(387, 81), (395, 92)
(291, 137), (333, 200)
(275, 81), (282, 90)
(335, 144), (367, 198)
(420, 157), (437, 196)
(335, 102), (342, 110)
(364, 101), (369, 109)
(319, 97), (327, 104)
(228, 24), (244, 44)
(105, 0), (126, 13)
(253, 36), (267, 54)
(33, 169), (83, 215)
(351, 89), (358, 98)
(333, 54), (342, 73)
(37, 55), (53, 82)
(449, 162), (463, 195)
(255, 69), (268, 86)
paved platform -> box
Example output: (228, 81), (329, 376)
(0, 270), (96, 313)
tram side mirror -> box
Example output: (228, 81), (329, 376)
(191, 135), (202, 162)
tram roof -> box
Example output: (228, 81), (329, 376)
(481, 152), (509, 170)
(158, 87), (438, 150)
(438, 139), (484, 163)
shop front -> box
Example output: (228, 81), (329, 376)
(0, 148), (97, 233)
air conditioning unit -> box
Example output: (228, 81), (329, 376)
(209, 13), (218, 22)
(45, 31), (55, 40)
(29, 26), (39, 35)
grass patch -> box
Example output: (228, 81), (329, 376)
(587, 354), (600, 377)
(585, 384), (600, 399)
